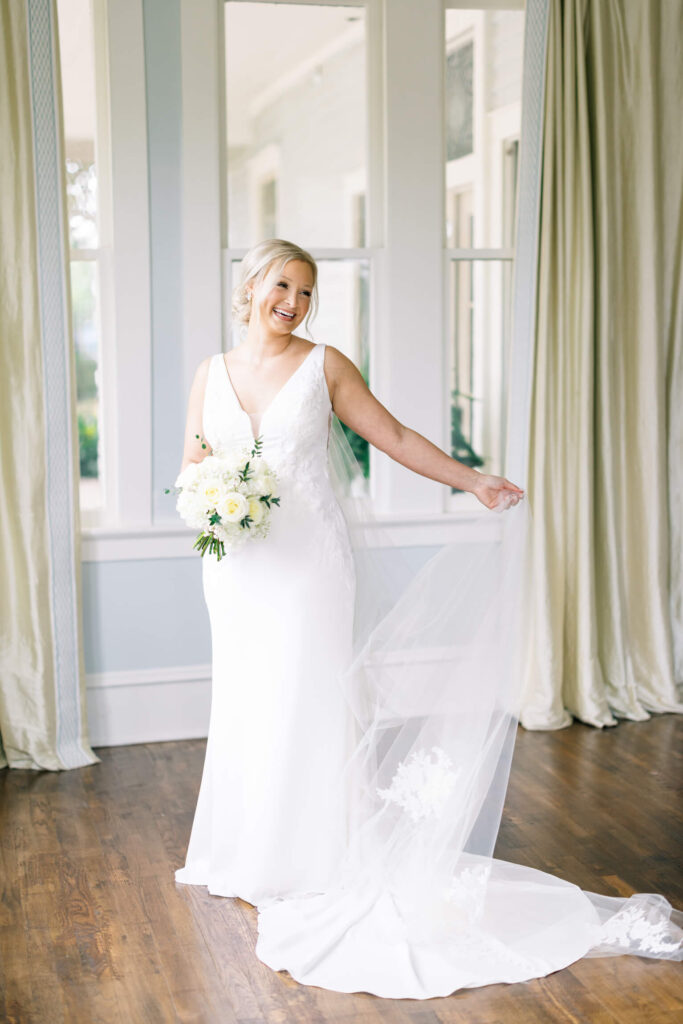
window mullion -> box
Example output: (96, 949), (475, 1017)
(373, 0), (445, 517)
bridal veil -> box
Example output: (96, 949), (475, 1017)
(253, 414), (682, 998)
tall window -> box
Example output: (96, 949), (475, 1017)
(445, 5), (524, 494)
(224, 0), (370, 476)
(57, 0), (105, 512)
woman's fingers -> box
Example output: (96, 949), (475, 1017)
(503, 478), (525, 494)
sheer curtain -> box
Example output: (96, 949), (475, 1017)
(521, 0), (683, 729)
(0, 0), (98, 769)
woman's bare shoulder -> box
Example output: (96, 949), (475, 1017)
(320, 345), (365, 406)
(322, 344), (361, 376)
(194, 353), (215, 378)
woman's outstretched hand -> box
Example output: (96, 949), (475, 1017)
(472, 473), (525, 512)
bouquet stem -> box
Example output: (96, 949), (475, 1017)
(193, 531), (226, 561)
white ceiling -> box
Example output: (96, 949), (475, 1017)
(225, 3), (363, 123)
(56, 0), (364, 145)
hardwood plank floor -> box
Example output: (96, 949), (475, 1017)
(1, 716), (681, 1023)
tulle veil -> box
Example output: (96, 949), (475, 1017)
(252, 411), (682, 998)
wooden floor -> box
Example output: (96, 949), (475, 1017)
(1, 716), (681, 1023)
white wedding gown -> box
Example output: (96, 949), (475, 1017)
(175, 342), (682, 999)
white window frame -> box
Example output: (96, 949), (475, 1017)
(219, 0), (380, 464)
(78, 0), (152, 531)
(81, 0), (548, 561)
(444, 2), (524, 513)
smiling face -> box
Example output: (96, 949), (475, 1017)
(250, 259), (315, 334)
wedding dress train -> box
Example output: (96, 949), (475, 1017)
(175, 342), (682, 999)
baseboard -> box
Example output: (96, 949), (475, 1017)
(86, 664), (211, 747)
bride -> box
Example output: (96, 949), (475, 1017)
(174, 238), (682, 999)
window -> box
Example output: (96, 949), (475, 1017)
(57, 0), (104, 513)
(446, 40), (473, 162)
(78, 0), (542, 557)
(224, 0), (370, 477)
(225, 2), (367, 250)
(445, 5), (525, 495)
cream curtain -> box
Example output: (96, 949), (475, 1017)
(0, 0), (99, 769)
(521, 0), (683, 728)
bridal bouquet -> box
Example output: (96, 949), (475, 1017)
(168, 435), (281, 561)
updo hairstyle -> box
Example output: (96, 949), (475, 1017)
(231, 238), (319, 331)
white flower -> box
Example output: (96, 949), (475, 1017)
(251, 459), (278, 495)
(221, 448), (249, 475)
(196, 454), (221, 478)
(175, 461), (202, 489)
(199, 479), (223, 509)
(217, 491), (249, 523)
(247, 496), (265, 525)
(173, 446), (280, 557)
(176, 489), (208, 530)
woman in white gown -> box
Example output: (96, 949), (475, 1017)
(175, 239), (682, 999)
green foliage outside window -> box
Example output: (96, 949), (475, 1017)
(450, 391), (484, 493)
(78, 414), (99, 478)
(340, 421), (369, 478)
(340, 345), (370, 479)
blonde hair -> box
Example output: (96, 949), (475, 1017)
(232, 238), (319, 330)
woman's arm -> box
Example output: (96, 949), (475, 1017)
(324, 346), (524, 510)
(179, 357), (213, 475)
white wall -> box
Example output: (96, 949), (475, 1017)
(83, 0), (543, 748)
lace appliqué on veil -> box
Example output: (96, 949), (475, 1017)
(445, 864), (491, 926)
(376, 746), (459, 823)
(590, 898), (683, 957)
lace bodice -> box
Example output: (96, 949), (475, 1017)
(202, 343), (354, 581)
(203, 344), (332, 498)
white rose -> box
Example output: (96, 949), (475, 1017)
(203, 486), (224, 509)
(217, 490), (249, 524)
(247, 496), (265, 525)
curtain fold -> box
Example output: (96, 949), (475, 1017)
(521, 0), (683, 728)
(0, 0), (99, 769)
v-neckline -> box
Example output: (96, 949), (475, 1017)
(220, 344), (318, 441)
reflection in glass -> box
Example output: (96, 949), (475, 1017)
(448, 260), (513, 489)
(502, 138), (520, 248)
(446, 41), (473, 162)
(70, 261), (102, 509)
(225, 2), (367, 249)
(445, 8), (525, 249)
(66, 158), (97, 250)
(445, 7), (524, 493)
(57, 0), (104, 510)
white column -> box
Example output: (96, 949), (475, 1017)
(100, 0), (152, 526)
(372, 0), (446, 516)
(180, 0), (223, 396)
